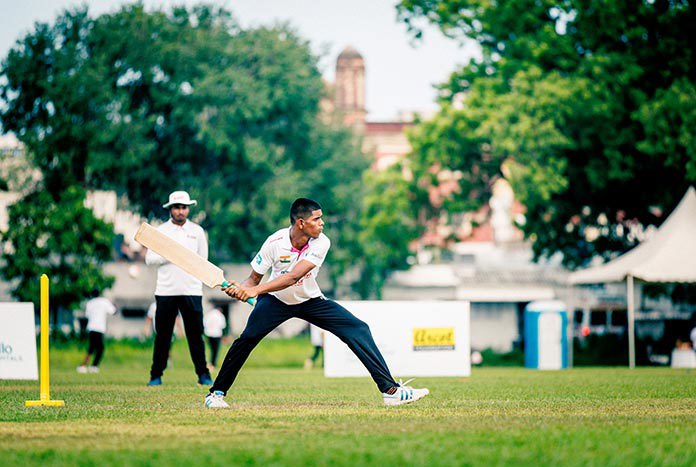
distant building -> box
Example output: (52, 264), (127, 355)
(329, 45), (416, 172)
(334, 46), (367, 131)
(382, 251), (569, 352)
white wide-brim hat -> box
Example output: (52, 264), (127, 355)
(162, 191), (197, 208)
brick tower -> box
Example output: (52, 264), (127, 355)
(335, 45), (366, 131)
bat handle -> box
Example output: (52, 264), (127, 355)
(221, 281), (256, 306)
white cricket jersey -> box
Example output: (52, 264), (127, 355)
(203, 309), (227, 338)
(145, 219), (208, 296)
(251, 228), (330, 305)
(85, 297), (117, 333)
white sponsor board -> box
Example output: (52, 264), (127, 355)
(324, 301), (470, 378)
(0, 302), (38, 380)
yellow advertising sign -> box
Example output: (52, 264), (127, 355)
(413, 327), (455, 351)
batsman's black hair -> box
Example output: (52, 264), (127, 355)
(290, 198), (322, 224)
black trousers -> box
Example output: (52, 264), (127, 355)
(211, 294), (397, 394)
(207, 336), (222, 367)
(150, 295), (208, 379)
(87, 331), (104, 366)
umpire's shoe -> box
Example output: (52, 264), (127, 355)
(197, 373), (213, 385)
(147, 377), (162, 386)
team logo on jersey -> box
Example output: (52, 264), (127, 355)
(255, 254), (263, 265)
(280, 255), (291, 263)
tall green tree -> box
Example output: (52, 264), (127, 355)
(0, 186), (114, 313)
(398, 0), (695, 268)
(355, 165), (421, 298)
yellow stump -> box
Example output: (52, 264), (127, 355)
(25, 274), (65, 407)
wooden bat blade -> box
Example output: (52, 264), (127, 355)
(134, 223), (225, 288)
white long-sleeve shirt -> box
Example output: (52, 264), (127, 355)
(145, 219), (208, 296)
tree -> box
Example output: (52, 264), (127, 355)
(354, 165), (421, 298)
(1, 186), (114, 314)
(0, 7), (130, 197)
(1, 4), (367, 270)
(397, 0), (695, 268)
(88, 4), (333, 260)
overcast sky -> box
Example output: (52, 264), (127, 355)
(1, 0), (479, 121)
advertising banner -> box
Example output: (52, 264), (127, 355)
(324, 301), (470, 377)
(0, 303), (38, 380)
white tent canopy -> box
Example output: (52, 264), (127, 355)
(569, 186), (696, 368)
(570, 186), (696, 284)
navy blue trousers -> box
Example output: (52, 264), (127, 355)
(150, 295), (208, 379)
(211, 294), (397, 394)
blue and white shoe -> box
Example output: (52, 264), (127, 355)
(383, 379), (429, 406)
(205, 390), (229, 408)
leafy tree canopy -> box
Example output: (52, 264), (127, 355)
(398, 0), (695, 268)
(0, 186), (114, 312)
(1, 3), (367, 274)
(355, 164), (421, 298)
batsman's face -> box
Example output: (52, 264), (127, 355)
(170, 204), (190, 224)
(300, 209), (324, 238)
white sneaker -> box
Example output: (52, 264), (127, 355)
(87, 366), (100, 373)
(205, 390), (229, 408)
(383, 379), (429, 406)
(76, 365), (88, 374)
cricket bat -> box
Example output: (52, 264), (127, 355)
(134, 223), (256, 306)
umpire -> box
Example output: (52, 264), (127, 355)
(145, 191), (213, 386)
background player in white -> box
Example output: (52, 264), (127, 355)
(203, 307), (227, 370)
(205, 198), (429, 408)
(77, 289), (117, 373)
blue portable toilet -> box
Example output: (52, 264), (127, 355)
(524, 300), (568, 370)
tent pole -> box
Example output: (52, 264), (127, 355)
(627, 275), (636, 369)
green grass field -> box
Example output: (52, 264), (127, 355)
(1, 338), (695, 466)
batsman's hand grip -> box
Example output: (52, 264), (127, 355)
(221, 281), (257, 306)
